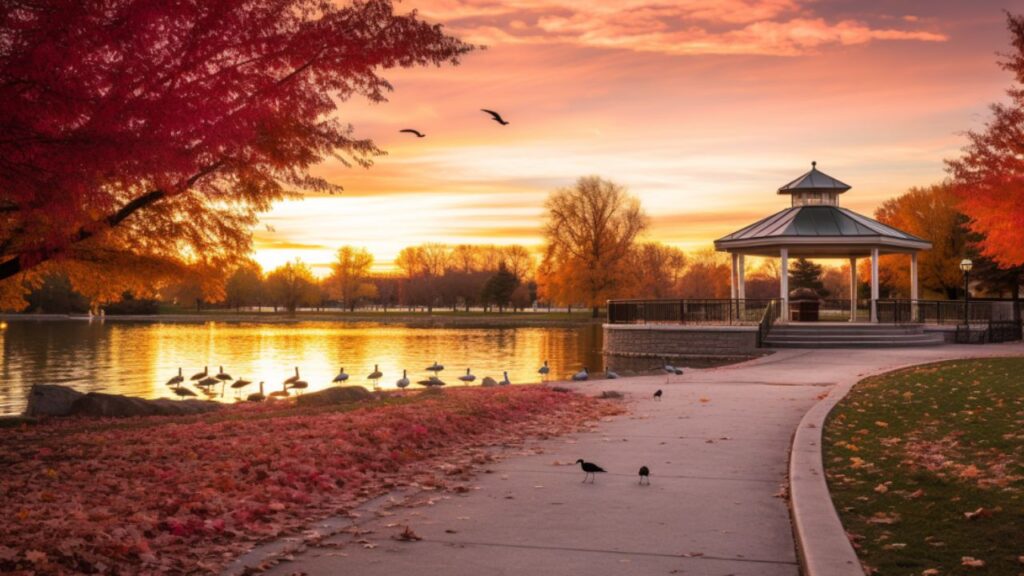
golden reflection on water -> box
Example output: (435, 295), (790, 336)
(0, 321), (604, 415)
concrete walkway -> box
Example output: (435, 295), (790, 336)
(238, 344), (1024, 576)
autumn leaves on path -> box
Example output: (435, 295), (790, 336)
(0, 387), (623, 574)
(824, 358), (1024, 575)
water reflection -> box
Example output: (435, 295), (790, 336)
(0, 320), (605, 415)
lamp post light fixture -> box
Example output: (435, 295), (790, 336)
(960, 258), (973, 325)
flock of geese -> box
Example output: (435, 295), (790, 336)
(165, 359), (686, 402)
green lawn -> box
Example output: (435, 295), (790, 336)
(824, 358), (1024, 575)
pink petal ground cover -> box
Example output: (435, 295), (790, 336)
(0, 387), (622, 574)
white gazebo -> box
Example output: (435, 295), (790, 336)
(713, 162), (932, 322)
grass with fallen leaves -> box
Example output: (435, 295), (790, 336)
(824, 357), (1024, 575)
(0, 386), (622, 575)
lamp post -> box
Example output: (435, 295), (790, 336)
(960, 258), (973, 325)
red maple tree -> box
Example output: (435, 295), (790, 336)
(0, 0), (470, 299)
(948, 12), (1024, 267)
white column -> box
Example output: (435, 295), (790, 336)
(730, 253), (738, 300)
(738, 254), (746, 300)
(910, 252), (919, 322)
(870, 248), (880, 323)
(849, 257), (857, 322)
(780, 248), (789, 322)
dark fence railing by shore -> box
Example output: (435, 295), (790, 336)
(606, 299), (777, 325)
(876, 299), (1023, 325)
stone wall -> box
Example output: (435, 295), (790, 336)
(604, 324), (760, 359)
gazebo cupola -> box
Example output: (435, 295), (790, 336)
(778, 161), (850, 207)
(714, 162), (932, 323)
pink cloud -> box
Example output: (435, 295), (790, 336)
(410, 0), (947, 56)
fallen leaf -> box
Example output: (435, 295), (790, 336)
(961, 556), (985, 568)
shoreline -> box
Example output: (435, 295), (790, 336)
(0, 311), (602, 329)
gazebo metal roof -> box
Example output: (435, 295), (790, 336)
(777, 161), (851, 195)
(714, 164), (932, 258)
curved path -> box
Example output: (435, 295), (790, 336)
(235, 343), (1024, 576)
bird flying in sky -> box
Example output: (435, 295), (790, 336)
(399, 129), (426, 138)
(481, 109), (509, 125)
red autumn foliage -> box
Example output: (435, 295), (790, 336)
(947, 13), (1024, 267)
(0, 387), (620, 574)
(0, 0), (470, 286)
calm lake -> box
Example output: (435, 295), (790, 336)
(0, 319), (606, 415)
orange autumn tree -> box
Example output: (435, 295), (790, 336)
(874, 183), (972, 298)
(0, 0), (471, 308)
(541, 176), (648, 317)
(948, 12), (1024, 267)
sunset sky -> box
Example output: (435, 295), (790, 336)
(253, 0), (1015, 275)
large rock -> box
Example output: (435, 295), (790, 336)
(70, 393), (220, 418)
(25, 384), (84, 417)
(295, 386), (372, 407)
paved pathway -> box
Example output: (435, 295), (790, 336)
(235, 343), (1024, 576)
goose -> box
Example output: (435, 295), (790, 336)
(289, 378), (308, 394)
(190, 366), (208, 381)
(499, 371), (511, 386)
(268, 381), (289, 399)
(216, 366), (232, 381)
(605, 370), (620, 379)
(173, 384), (197, 399)
(231, 378), (252, 397)
(575, 459), (606, 483)
(333, 367), (349, 383)
(639, 465), (650, 485)
(166, 368), (184, 387)
(653, 389), (663, 401)
(198, 375), (219, 388)
(425, 361), (444, 373)
(572, 367), (589, 381)
(368, 364), (383, 389)
(417, 376), (446, 388)
(538, 360), (550, 381)
(246, 382), (266, 402)
(396, 369), (410, 389)
(458, 368), (476, 384)
(481, 376), (498, 387)
(284, 367), (300, 386)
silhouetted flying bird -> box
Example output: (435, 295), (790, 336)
(481, 109), (509, 125)
(400, 129), (425, 138)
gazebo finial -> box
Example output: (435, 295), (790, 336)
(811, 160), (817, 169)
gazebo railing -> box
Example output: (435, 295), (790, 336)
(876, 299), (1023, 325)
(607, 299), (777, 325)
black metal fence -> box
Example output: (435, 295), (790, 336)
(606, 299), (777, 325)
(876, 299), (1023, 325)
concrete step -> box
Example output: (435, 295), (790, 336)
(763, 335), (946, 348)
(769, 329), (924, 337)
(766, 334), (935, 342)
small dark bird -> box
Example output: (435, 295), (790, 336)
(575, 459), (606, 483)
(400, 129), (425, 138)
(653, 389), (663, 401)
(639, 465), (650, 485)
(481, 109), (509, 125)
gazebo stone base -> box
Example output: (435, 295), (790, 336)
(603, 324), (760, 357)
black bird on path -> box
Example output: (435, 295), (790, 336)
(575, 459), (606, 483)
(639, 465), (650, 485)
(653, 389), (663, 401)
(481, 109), (509, 125)
(400, 129), (425, 138)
